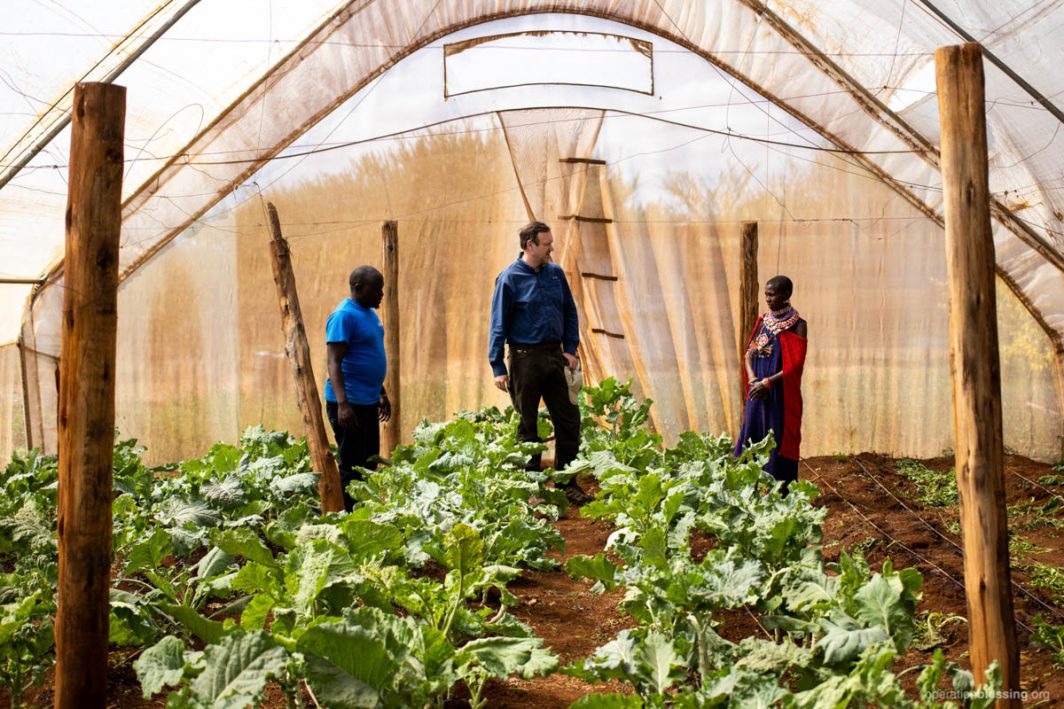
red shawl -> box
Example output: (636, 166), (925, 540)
(777, 330), (807, 459)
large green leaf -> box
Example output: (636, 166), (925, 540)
(691, 555), (763, 607)
(340, 519), (404, 560)
(815, 615), (891, 666)
(735, 637), (813, 674)
(639, 631), (682, 694)
(783, 572), (836, 613)
(639, 526), (668, 570)
(134, 635), (186, 698)
(201, 476), (248, 510)
(302, 654), (382, 708)
(589, 630), (638, 672)
(271, 472), (319, 496)
(240, 594), (275, 631)
(853, 572), (918, 649)
(284, 540), (359, 615)
(443, 523), (484, 602)
(454, 636), (557, 679)
(444, 523), (484, 579)
(211, 528), (277, 567)
(109, 590), (157, 647)
(297, 621), (398, 697)
(632, 473), (666, 517)
(195, 546), (235, 579)
(123, 527), (172, 575)
(0, 592), (45, 644)
(788, 675), (849, 708)
(231, 562), (282, 597)
(161, 603), (226, 645)
(565, 553), (621, 591)
(157, 498), (222, 527)
(190, 631), (289, 709)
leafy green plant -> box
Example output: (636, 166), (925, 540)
(0, 584), (54, 709)
(1007, 533), (1048, 559)
(1007, 497), (1064, 532)
(1019, 561), (1064, 605)
(1030, 615), (1064, 667)
(851, 537), (879, 555)
(912, 611), (967, 652)
(562, 381), (996, 707)
(896, 460), (958, 507)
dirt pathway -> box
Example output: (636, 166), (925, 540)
(481, 504), (635, 707)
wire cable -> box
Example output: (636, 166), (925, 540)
(800, 459), (1036, 635)
(850, 457), (1064, 624)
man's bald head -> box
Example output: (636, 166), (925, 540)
(349, 265), (384, 308)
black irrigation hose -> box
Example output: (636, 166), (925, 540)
(1009, 469), (1064, 508)
(849, 457), (1064, 626)
(799, 459), (1036, 635)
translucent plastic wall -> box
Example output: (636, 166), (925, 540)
(87, 108), (1062, 465)
(0, 346), (27, 463)
(5, 3), (1064, 463)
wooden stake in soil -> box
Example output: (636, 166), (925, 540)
(381, 221), (401, 456)
(739, 221), (759, 410)
(266, 203), (345, 513)
(935, 42), (1020, 703)
(55, 82), (125, 709)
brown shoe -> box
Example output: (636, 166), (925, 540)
(564, 483), (594, 507)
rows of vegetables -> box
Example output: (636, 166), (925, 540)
(0, 379), (1003, 707)
(2, 411), (564, 708)
(564, 380), (999, 707)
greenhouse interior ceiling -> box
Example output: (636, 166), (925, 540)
(3, 0), (1064, 465)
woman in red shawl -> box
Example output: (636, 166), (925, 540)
(734, 275), (808, 494)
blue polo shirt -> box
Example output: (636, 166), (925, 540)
(323, 298), (387, 405)
(488, 256), (579, 377)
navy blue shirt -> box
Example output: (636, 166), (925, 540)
(323, 298), (387, 405)
(489, 256), (579, 377)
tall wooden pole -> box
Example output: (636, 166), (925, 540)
(266, 203), (345, 513)
(739, 221), (759, 412)
(55, 82), (125, 709)
(936, 43), (1019, 703)
(381, 221), (401, 457)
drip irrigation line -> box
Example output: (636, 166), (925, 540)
(1009, 469), (1064, 509)
(745, 606), (774, 640)
(850, 457), (1064, 624)
(799, 459), (1036, 635)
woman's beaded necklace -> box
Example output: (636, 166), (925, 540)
(748, 305), (800, 355)
(763, 305), (800, 336)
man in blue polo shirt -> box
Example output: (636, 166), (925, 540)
(324, 265), (390, 511)
(489, 221), (592, 506)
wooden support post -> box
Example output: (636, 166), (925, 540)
(936, 42), (1020, 703)
(55, 82), (125, 709)
(266, 203), (345, 513)
(739, 221), (759, 410)
(381, 221), (401, 457)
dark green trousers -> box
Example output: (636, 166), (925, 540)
(508, 347), (581, 471)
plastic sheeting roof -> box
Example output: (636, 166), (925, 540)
(3, 0), (1064, 458)
(3, 1), (1064, 340)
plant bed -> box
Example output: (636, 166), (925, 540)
(3, 383), (1064, 707)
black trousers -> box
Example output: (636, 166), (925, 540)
(508, 347), (581, 472)
(325, 401), (380, 511)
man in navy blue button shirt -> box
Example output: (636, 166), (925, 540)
(489, 221), (592, 506)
